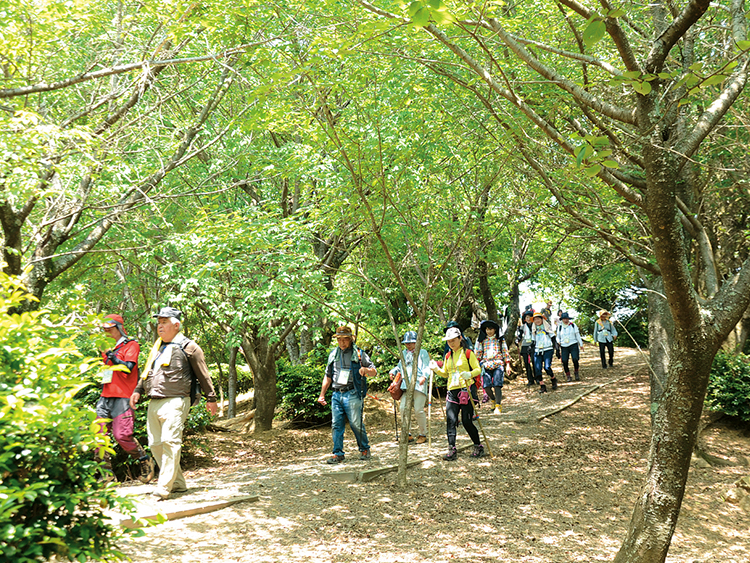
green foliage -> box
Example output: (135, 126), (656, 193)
(0, 274), (139, 562)
(276, 348), (330, 424)
(705, 352), (750, 422)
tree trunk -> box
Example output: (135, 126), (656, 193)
(285, 331), (301, 365)
(614, 341), (716, 563)
(504, 280), (521, 343)
(643, 275), (672, 415)
(227, 346), (238, 419)
(477, 259), (498, 321)
(240, 335), (276, 433)
(300, 326), (314, 360)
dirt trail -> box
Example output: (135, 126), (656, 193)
(117, 348), (750, 563)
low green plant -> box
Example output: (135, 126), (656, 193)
(0, 274), (140, 562)
(276, 348), (331, 424)
(705, 351), (750, 422)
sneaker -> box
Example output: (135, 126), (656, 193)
(151, 487), (170, 501)
(574, 372), (580, 381)
(493, 406), (502, 415)
(471, 444), (485, 458)
(407, 434), (415, 443)
(359, 450), (371, 461)
(443, 447), (457, 461)
(171, 486), (188, 494)
(539, 384), (547, 394)
(138, 456), (155, 484)
(551, 377), (558, 390)
(565, 373), (572, 382)
(326, 455), (345, 464)
(416, 435), (427, 444)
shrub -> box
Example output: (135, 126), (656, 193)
(276, 348), (331, 425)
(0, 275), (139, 562)
(705, 351), (750, 423)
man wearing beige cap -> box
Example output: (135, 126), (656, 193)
(317, 326), (377, 464)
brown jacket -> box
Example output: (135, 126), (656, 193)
(135, 335), (216, 403)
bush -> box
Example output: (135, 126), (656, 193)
(705, 351), (750, 422)
(276, 348), (331, 425)
(0, 275), (139, 562)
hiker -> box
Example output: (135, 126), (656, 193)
(317, 326), (376, 464)
(556, 312), (584, 381)
(516, 310), (536, 386)
(442, 321), (480, 408)
(475, 320), (510, 415)
(593, 310), (618, 369)
(388, 331), (431, 444)
(532, 311), (558, 393)
(430, 327), (485, 460)
(97, 314), (154, 483)
(130, 307), (218, 501)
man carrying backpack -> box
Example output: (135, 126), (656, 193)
(130, 307), (218, 501)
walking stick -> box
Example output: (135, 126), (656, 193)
(469, 391), (494, 459)
(393, 399), (399, 442)
(427, 369), (434, 448)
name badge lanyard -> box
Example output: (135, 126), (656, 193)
(335, 350), (352, 386)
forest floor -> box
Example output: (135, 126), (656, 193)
(115, 347), (750, 563)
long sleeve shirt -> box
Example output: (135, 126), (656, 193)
(475, 336), (510, 370)
(531, 321), (554, 353)
(593, 319), (618, 343)
(556, 322), (584, 348)
(433, 348), (481, 391)
(389, 348), (431, 394)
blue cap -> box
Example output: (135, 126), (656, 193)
(402, 331), (417, 344)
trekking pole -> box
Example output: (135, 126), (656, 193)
(469, 391), (494, 459)
(393, 399), (399, 442)
(427, 369), (434, 449)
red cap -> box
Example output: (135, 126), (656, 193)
(102, 314), (126, 334)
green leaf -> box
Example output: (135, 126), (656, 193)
(632, 81), (652, 95)
(658, 72), (672, 80)
(582, 20), (606, 47)
(701, 75), (726, 87)
(408, 1), (423, 18)
(412, 7), (430, 26)
(602, 160), (620, 169)
(623, 70), (641, 79)
(585, 164), (602, 177)
(737, 40), (750, 50)
(688, 62), (704, 73)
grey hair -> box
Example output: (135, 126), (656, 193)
(168, 317), (181, 327)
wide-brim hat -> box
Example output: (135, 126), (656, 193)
(597, 309), (610, 318)
(444, 327), (462, 341)
(334, 326), (354, 339)
(532, 311), (546, 320)
(560, 312), (571, 320)
(522, 310), (534, 320)
(480, 319), (500, 332)
(153, 307), (182, 320)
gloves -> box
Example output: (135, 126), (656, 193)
(105, 350), (119, 364)
(460, 371), (473, 383)
(429, 360), (439, 371)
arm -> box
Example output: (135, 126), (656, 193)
(185, 343), (218, 415)
(358, 349), (377, 377)
(468, 351), (481, 378)
(318, 373), (332, 406)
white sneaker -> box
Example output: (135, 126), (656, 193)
(493, 406), (502, 415)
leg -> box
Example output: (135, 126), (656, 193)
(445, 393), (460, 447)
(533, 353), (543, 384)
(607, 341), (615, 366)
(459, 402), (481, 445)
(151, 397), (190, 495)
(570, 344), (580, 378)
(522, 347), (535, 385)
(560, 346), (571, 379)
(413, 391), (427, 437)
(343, 390), (369, 453)
(599, 342), (607, 368)
(331, 391), (346, 456)
(544, 350), (557, 389)
(109, 398), (142, 458)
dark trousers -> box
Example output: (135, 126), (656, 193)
(560, 344), (580, 374)
(520, 345), (534, 384)
(445, 387), (481, 448)
(599, 341), (614, 367)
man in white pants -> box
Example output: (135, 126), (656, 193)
(130, 307), (218, 500)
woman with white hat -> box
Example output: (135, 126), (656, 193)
(430, 327), (485, 460)
(593, 310), (618, 368)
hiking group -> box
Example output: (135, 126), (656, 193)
(320, 304), (617, 463)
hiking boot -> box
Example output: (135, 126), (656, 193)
(443, 447), (457, 461)
(137, 455), (155, 484)
(574, 371), (580, 381)
(326, 455), (345, 464)
(359, 450), (371, 461)
(416, 435), (427, 444)
(565, 372), (572, 382)
(493, 406), (502, 415)
(470, 444), (485, 458)
(551, 377), (558, 390)
(539, 384), (547, 394)
(407, 434), (415, 443)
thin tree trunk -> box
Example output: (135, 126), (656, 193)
(643, 275), (672, 417)
(227, 346), (238, 419)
